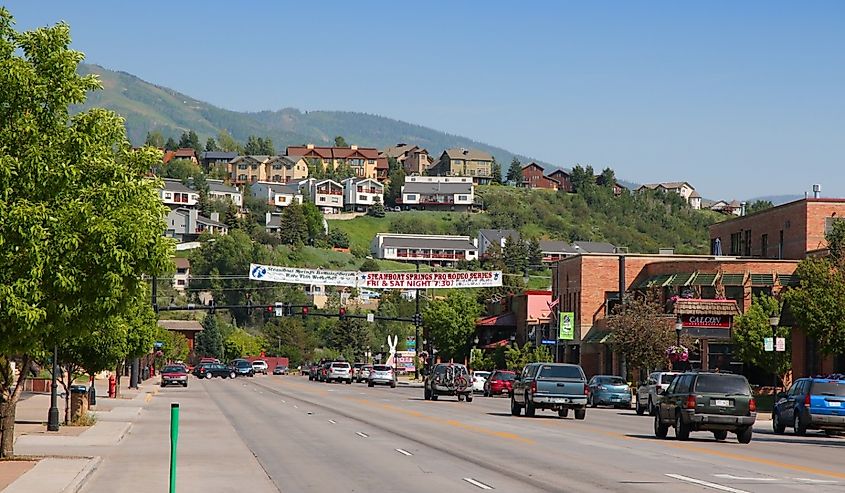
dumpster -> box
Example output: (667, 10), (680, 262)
(69, 385), (89, 422)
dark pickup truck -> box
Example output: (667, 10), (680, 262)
(511, 363), (589, 420)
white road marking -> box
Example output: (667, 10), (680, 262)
(462, 478), (493, 490)
(293, 405), (298, 408)
(356, 432), (369, 438)
(666, 474), (749, 493)
(395, 448), (412, 456)
(713, 475), (777, 481)
(795, 478), (838, 483)
(280, 400), (285, 403)
(328, 419), (337, 424)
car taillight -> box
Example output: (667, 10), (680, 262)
(584, 384), (590, 395)
(686, 394), (697, 410)
(804, 392), (811, 407)
(749, 398), (757, 413)
(530, 381), (537, 393)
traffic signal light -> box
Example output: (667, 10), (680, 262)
(301, 306), (309, 320)
(339, 307), (346, 320)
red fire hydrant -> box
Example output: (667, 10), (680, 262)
(108, 374), (116, 398)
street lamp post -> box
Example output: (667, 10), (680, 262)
(769, 315), (781, 396)
(674, 318), (683, 347)
(47, 344), (59, 432)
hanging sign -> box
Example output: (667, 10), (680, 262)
(249, 264), (502, 289)
(559, 312), (575, 340)
(249, 264), (358, 286)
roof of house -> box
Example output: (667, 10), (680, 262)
(548, 169), (571, 178)
(572, 241), (617, 254)
(673, 299), (740, 316)
(380, 235), (477, 251)
(173, 148), (197, 158)
(266, 213), (282, 228)
(161, 178), (194, 193)
(538, 240), (577, 254)
(206, 179), (240, 194)
(640, 181), (694, 191)
(158, 319), (203, 332)
(479, 229), (520, 245)
(200, 151), (238, 161)
(342, 177), (384, 187)
(381, 143), (426, 159)
(728, 200), (742, 207)
(196, 214), (226, 228)
(689, 190), (702, 198)
(521, 162), (545, 171)
(233, 155), (270, 163)
(261, 182), (301, 195)
(442, 148), (494, 162)
(402, 181), (472, 194)
(287, 145), (380, 160)
(173, 257), (190, 269)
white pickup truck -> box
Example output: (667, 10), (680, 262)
(635, 371), (679, 415)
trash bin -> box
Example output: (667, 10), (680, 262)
(69, 385), (89, 422)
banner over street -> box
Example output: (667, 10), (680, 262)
(249, 263), (502, 289)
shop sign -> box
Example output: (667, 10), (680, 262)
(682, 314), (731, 329)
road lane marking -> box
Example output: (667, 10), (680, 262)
(356, 432), (369, 438)
(666, 474), (749, 493)
(795, 478), (838, 483)
(463, 478), (493, 490)
(395, 448), (412, 456)
(328, 419), (337, 424)
(713, 474), (777, 481)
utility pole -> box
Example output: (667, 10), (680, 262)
(414, 261), (421, 381)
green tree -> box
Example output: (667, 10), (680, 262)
(0, 8), (172, 456)
(826, 218), (845, 267)
(607, 296), (688, 376)
(244, 135), (275, 155)
(527, 238), (543, 269)
(179, 130), (202, 156)
(503, 236), (528, 275)
(262, 317), (315, 364)
(195, 315), (224, 360)
(423, 290), (480, 362)
(386, 168), (405, 206)
(145, 130), (165, 148)
(506, 157), (522, 184)
(326, 317), (371, 361)
(504, 343), (553, 372)
(334, 136), (348, 148)
(598, 167), (616, 187)
(217, 129), (242, 153)
(360, 258), (380, 272)
(156, 326), (190, 366)
(328, 229), (350, 249)
(387, 156), (401, 173)
(732, 294), (790, 381)
(490, 158), (503, 185)
(570, 164), (595, 193)
(280, 203), (309, 245)
(783, 257), (845, 356)
(224, 328), (262, 360)
(160, 158), (202, 181)
(367, 195), (386, 218)
(302, 200), (326, 244)
(164, 136), (178, 151)
(747, 200), (774, 215)
(205, 137), (218, 152)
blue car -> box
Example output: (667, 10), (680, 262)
(587, 375), (632, 408)
(773, 376), (845, 436)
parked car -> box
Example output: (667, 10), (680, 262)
(511, 363), (588, 419)
(161, 365), (189, 387)
(424, 363), (472, 402)
(636, 371), (679, 415)
(356, 364), (373, 383)
(273, 365), (288, 375)
(471, 371), (491, 393)
(483, 370), (516, 397)
(654, 372), (756, 444)
(318, 362), (332, 382)
(199, 357), (220, 364)
(588, 375), (632, 408)
(368, 365), (397, 388)
(773, 376), (845, 436)
(195, 362), (236, 379)
(308, 363), (321, 381)
(353, 362), (364, 379)
(327, 361), (353, 384)
(252, 360), (268, 375)
(191, 362), (213, 378)
(232, 359), (255, 377)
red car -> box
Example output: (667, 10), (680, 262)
(161, 364), (189, 388)
(483, 370), (516, 397)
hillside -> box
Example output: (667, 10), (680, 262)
(75, 63), (550, 170)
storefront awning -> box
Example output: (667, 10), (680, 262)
(673, 299), (740, 316)
(476, 313), (517, 327)
(481, 339), (511, 349)
(582, 329), (612, 344)
(668, 272), (695, 286)
(777, 273), (799, 287)
(690, 273), (718, 286)
(750, 273), (775, 287)
(633, 274), (675, 288)
(720, 273), (745, 286)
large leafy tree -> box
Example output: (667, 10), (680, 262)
(0, 9), (172, 456)
(606, 296), (686, 375)
(732, 294), (790, 382)
(423, 290), (480, 362)
(783, 258), (845, 356)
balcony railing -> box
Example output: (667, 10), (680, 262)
(395, 252), (464, 260)
(318, 190), (343, 195)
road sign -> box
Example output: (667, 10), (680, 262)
(274, 302), (284, 317)
(541, 339), (556, 345)
(775, 337), (786, 352)
(764, 337), (774, 352)
(406, 336), (416, 349)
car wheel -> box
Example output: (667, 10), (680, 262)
(347, 379), (352, 385)
(773, 412), (786, 434)
(525, 394), (536, 417)
(390, 381), (396, 389)
(558, 408), (569, 418)
(824, 430), (839, 437)
(431, 393), (438, 401)
(737, 426), (753, 444)
(510, 395), (522, 416)
(368, 381), (374, 387)
(713, 430), (728, 441)
(654, 414), (669, 439)
(648, 397), (656, 416)
(457, 393), (464, 402)
(794, 412), (807, 436)
(466, 395), (472, 403)
(635, 399), (645, 415)
(483, 389), (489, 397)
(675, 412), (690, 440)
(589, 394), (597, 408)
(229, 371), (236, 379)
(204, 372), (212, 379)
(183, 382), (188, 388)
(424, 387), (431, 400)
(160, 383), (165, 388)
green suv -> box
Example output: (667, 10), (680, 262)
(654, 372), (756, 444)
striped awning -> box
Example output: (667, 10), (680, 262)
(777, 274), (799, 287)
(720, 273), (746, 286)
(750, 273), (775, 287)
(690, 273), (718, 286)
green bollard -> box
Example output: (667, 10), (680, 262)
(170, 403), (180, 493)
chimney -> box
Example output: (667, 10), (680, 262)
(210, 212), (219, 223)
(306, 144), (314, 150)
(740, 201), (747, 216)
(813, 184), (821, 199)
(350, 145), (358, 150)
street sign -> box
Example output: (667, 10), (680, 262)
(366, 313), (375, 323)
(775, 337), (786, 352)
(274, 302), (284, 317)
(406, 336), (416, 349)
(764, 337), (774, 352)
(541, 339), (556, 345)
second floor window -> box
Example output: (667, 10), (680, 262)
(730, 232), (742, 255)
(761, 234), (769, 257)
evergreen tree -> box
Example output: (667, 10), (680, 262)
(503, 236), (528, 275)
(205, 137), (218, 152)
(386, 168), (405, 206)
(506, 157), (523, 184)
(196, 315), (225, 360)
(367, 195), (386, 218)
(334, 136), (348, 148)
(244, 135), (261, 155)
(599, 167), (616, 187)
(570, 164), (595, 192)
(217, 130), (242, 153)
(164, 137), (178, 151)
(145, 130), (165, 148)
(280, 203), (309, 245)
(527, 237), (543, 268)
(491, 158), (503, 184)
(387, 156), (401, 173)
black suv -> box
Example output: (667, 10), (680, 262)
(655, 372), (756, 444)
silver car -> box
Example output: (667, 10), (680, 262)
(326, 362), (353, 384)
(356, 364), (373, 383)
(368, 365), (396, 388)
(636, 371), (679, 415)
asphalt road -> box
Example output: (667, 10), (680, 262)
(200, 375), (845, 493)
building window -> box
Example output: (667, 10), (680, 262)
(319, 197), (326, 202)
(761, 234), (768, 257)
(406, 194), (416, 200)
(778, 230), (784, 259)
(238, 164), (248, 170)
(238, 174), (247, 182)
(368, 159), (375, 164)
(164, 193), (172, 199)
(457, 195), (467, 201)
(743, 230), (751, 256)
(730, 232), (742, 255)
(605, 292), (620, 316)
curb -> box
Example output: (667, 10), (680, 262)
(63, 456), (102, 493)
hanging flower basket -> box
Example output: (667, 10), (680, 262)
(666, 345), (688, 362)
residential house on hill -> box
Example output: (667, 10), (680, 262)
(159, 319), (202, 352)
(206, 179), (243, 208)
(381, 143), (433, 175)
(371, 233), (478, 265)
(341, 177), (384, 212)
(286, 144), (386, 180)
(266, 156), (309, 184)
(400, 176), (474, 212)
(228, 155), (308, 186)
(164, 148), (198, 165)
(709, 200), (742, 216)
(165, 208), (228, 242)
(548, 170), (573, 193)
(200, 151), (238, 171)
(299, 178), (344, 214)
(520, 163), (560, 190)
(638, 181), (699, 209)
(173, 257), (190, 291)
(428, 148), (494, 185)
(159, 178), (199, 209)
(538, 240), (577, 263)
(250, 182), (303, 209)
(478, 229), (520, 257)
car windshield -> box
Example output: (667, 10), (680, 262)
(494, 372), (515, 381)
(235, 361), (251, 368)
(474, 372), (490, 378)
(538, 365), (583, 379)
(163, 366), (184, 373)
(253, 361), (265, 366)
(660, 374), (677, 384)
(373, 365), (391, 371)
(694, 374), (750, 395)
(598, 376), (626, 385)
(332, 363), (350, 368)
(812, 381), (845, 396)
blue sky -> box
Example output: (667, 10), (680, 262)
(7, 1), (844, 200)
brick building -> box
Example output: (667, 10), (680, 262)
(520, 163), (560, 190)
(551, 253), (799, 378)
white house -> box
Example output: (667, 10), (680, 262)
(342, 177), (384, 211)
(400, 175), (474, 211)
(207, 179), (243, 208)
(173, 257), (190, 291)
(478, 229), (520, 257)
(370, 233), (478, 265)
(159, 178), (200, 208)
(299, 178), (344, 214)
(637, 181), (700, 210)
(165, 208), (228, 242)
(250, 181), (303, 208)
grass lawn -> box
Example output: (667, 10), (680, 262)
(327, 211), (462, 252)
